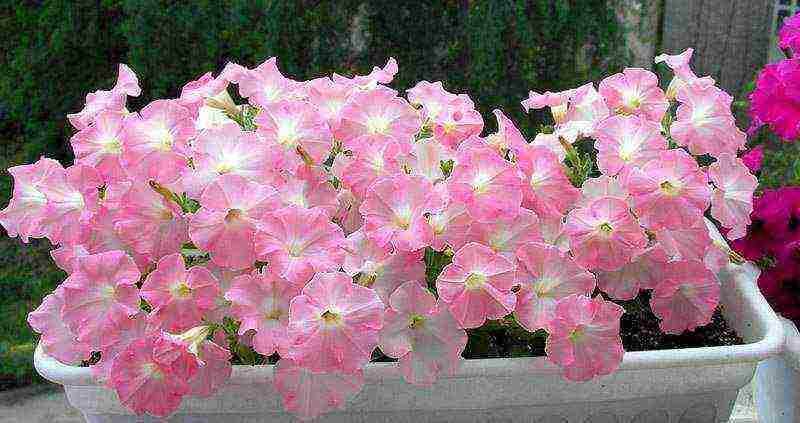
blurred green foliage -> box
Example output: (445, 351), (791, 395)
(0, 0), (628, 389)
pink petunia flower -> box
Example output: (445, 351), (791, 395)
(90, 312), (148, 384)
(655, 216), (713, 262)
(625, 149), (711, 231)
(707, 153), (757, 240)
(69, 111), (130, 182)
(538, 214), (570, 253)
(530, 132), (566, 162)
(565, 196), (647, 271)
(578, 175), (629, 206)
(514, 242), (596, 332)
(651, 260), (720, 334)
(187, 338), (232, 398)
(341, 229), (426, 303)
(521, 89), (573, 123)
(594, 246), (669, 300)
(359, 174), (445, 251)
(0, 158), (65, 242)
(336, 86), (421, 153)
(306, 77), (355, 134)
(593, 114), (666, 175)
(225, 268), (300, 356)
(334, 136), (405, 198)
(598, 68), (669, 122)
(467, 207), (542, 259)
(108, 332), (199, 417)
(431, 95), (484, 150)
(483, 109), (528, 155)
(545, 294), (624, 382)
(332, 57), (398, 89)
(37, 164), (103, 246)
(140, 254), (220, 333)
(114, 183), (189, 263)
(189, 174), (280, 269)
(407, 80), (457, 122)
(180, 123), (277, 197)
(277, 165), (339, 216)
(67, 64), (140, 130)
(670, 82), (746, 157)
(427, 199), (473, 251)
(223, 58), (301, 107)
(286, 272), (385, 373)
(255, 100), (334, 166)
(408, 138), (452, 183)
(654, 48), (715, 99)
(556, 83), (610, 143)
(178, 72), (230, 117)
(274, 358), (364, 421)
(122, 99), (195, 184)
(60, 251), (142, 351)
(254, 205), (345, 286)
(379, 281), (468, 386)
(27, 286), (91, 364)
(436, 242), (517, 328)
(80, 205), (152, 272)
(516, 145), (580, 217)
(447, 141), (523, 221)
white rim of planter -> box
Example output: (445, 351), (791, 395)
(34, 221), (785, 388)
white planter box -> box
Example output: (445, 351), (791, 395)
(34, 257), (783, 423)
(754, 317), (800, 423)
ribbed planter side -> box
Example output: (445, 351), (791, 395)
(755, 317), (800, 423)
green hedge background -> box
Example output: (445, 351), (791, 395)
(0, 0), (632, 388)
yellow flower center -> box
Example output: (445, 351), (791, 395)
(465, 273), (487, 290)
(366, 115), (391, 135)
(660, 180), (680, 196)
(408, 313), (426, 330)
(321, 309), (343, 327)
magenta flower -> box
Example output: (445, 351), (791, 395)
(741, 145), (764, 173)
(565, 196), (647, 271)
(599, 68), (669, 122)
(60, 251), (142, 351)
(359, 174), (445, 251)
(670, 83), (745, 157)
(708, 153), (757, 240)
(336, 86), (421, 153)
(122, 99), (195, 184)
(108, 333), (199, 418)
(436, 242), (517, 328)
(115, 183), (189, 263)
(70, 111), (130, 182)
(749, 59), (800, 141)
(467, 207), (542, 259)
(545, 294), (624, 382)
(779, 12), (800, 56)
(625, 149), (711, 231)
(341, 229), (426, 303)
(225, 268), (299, 356)
(255, 100), (334, 166)
(274, 358), (364, 421)
(379, 281), (468, 386)
(255, 205), (345, 286)
(189, 174), (280, 269)
(286, 272), (385, 373)
(594, 247), (668, 300)
(0, 158), (64, 242)
(140, 254), (220, 333)
(651, 260), (720, 334)
(224, 58), (301, 107)
(27, 286), (91, 364)
(448, 141), (523, 221)
(514, 242), (596, 332)
(516, 145), (580, 217)
(593, 114), (666, 175)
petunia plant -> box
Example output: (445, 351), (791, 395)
(5, 50), (756, 420)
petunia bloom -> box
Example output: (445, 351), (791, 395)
(27, 286), (91, 364)
(670, 82), (746, 157)
(67, 64), (140, 130)
(286, 272), (385, 373)
(467, 207), (542, 259)
(545, 294), (624, 382)
(225, 268), (300, 356)
(516, 145), (580, 217)
(336, 86), (421, 153)
(69, 111), (130, 182)
(274, 358), (364, 421)
(447, 141), (523, 221)
(594, 247), (668, 300)
(255, 205), (345, 286)
(654, 48), (715, 99)
(514, 242), (596, 332)
(650, 260), (720, 334)
(565, 196), (647, 271)
(707, 153), (757, 240)
(255, 100), (334, 166)
(0, 158), (65, 242)
(593, 114), (666, 175)
(379, 281), (468, 386)
(359, 174), (445, 251)
(598, 68), (669, 122)
(436, 242), (517, 328)
(625, 149), (711, 231)
(189, 174), (280, 269)
(38, 164), (103, 246)
(223, 58), (301, 107)
(140, 254), (220, 333)
(749, 58), (800, 141)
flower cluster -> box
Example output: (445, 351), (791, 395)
(733, 188), (800, 324)
(7, 52), (752, 420)
(750, 11), (800, 141)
